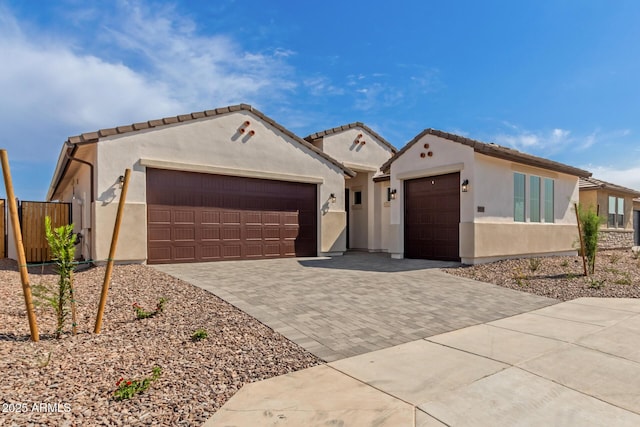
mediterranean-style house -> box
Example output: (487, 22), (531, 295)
(43, 104), (597, 265)
(579, 177), (640, 249)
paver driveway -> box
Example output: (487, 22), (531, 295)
(153, 252), (556, 361)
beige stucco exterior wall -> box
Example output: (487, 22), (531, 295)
(82, 110), (347, 262)
(389, 133), (580, 263)
(320, 127), (394, 252)
(346, 171), (370, 250)
(320, 128), (394, 173)
(372, 180), (391, 252)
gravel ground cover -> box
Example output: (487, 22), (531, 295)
(446, 249), (640, 301)
(0, 260), (320, 426)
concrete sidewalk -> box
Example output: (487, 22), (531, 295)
(206, 298), (640, 426)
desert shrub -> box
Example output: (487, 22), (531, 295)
(577, 205), (602, 275)
(33, 217), (76, 338)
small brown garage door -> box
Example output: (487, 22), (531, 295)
(146, 169), (317, 264)
(404, 172), (460, 261)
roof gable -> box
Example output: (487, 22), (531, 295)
(64, 104), (353, 176)
(381, 128), (592, 178)
(579, 177), (640, 197)
(304, 122), (396, 154)
(48, 104), (356, 200)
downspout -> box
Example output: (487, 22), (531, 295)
(64, 143), (94, 261)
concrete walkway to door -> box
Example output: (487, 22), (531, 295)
(153, 252), (555, 362)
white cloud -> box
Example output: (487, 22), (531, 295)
(492, 122), (633, 156)
(303, 76), (344, 96)
(492, 124), (574, 154)
(353, 83), (404, 111)
(0, 2), (297, 162)
(587, 165), (640, 192)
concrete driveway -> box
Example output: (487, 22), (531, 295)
(154, 254), (640, 426)
(153, 252), (555, 362)
(206, 298), (640, 426)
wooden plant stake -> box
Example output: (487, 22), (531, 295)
(0, 149), (39, 341)
(94, 169), (131, 334)
(574, 203), (588, 277)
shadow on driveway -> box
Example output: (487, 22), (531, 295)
(297, 251), (460, 272)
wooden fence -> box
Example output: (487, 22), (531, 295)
(20, 201), (71, 263)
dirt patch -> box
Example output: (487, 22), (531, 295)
(446, 249), (640, 301)
(0, 260), (320, 426)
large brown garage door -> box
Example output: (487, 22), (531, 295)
(404, 172), (460, 261)
(146, 169), (317, 264)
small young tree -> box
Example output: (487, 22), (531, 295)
(578, 205), (602, 275)
(44, 216), (77, 338)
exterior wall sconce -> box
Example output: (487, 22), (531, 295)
(329, 193), (337, 203)
(461, 179), (469, 192)
(390, 188), (397, 200)
(118, 175), (125, 188)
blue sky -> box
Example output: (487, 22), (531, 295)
(1, 0), (639, 201)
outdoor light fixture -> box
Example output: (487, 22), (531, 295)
(461, 179), (469, 192)
(329, 193), (337, 203)
(118, 175), (125, 188)
(390, 188), (397, 200)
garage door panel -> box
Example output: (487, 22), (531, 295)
(174, 246), (196, 261)
(222, 228), (241, 241)
(223, 211), (241, 224)
(245, 212), (262, 225)
(263, 212), (281, 225)
(201, 245), (221, 260)
(201, 227), (220, 241)
(405, 172), (460, 262)
(174, 210), (195, 224)
(246, 227), (263, 240)
(149, 209), (171, 223)
(148, 227), (171, 242)
(148, 246), (172, 263)
(222, 245), (242, 258)
(174, 227), (195, 241)
(201, 210), (220, 224)
(282, 241), (296, 255)
(263, 227), (281, 240)
(147, 169), (317, 263)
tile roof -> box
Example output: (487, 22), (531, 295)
(381, 128), (592, 178)
(579, 177), (640, 197)
(304, 122), (397, 153)
(49, 104), (356, 200)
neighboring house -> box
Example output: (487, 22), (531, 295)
(46, 105), (356, 264)
(304, 124), (396, 252)
(380, 129), (592, 264)
(579, 177), (640, 249)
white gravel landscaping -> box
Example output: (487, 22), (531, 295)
(0, 261), (320, 426)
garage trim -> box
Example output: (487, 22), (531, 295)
(396, 162), (464, 181)
(140, 158), (325, 184)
